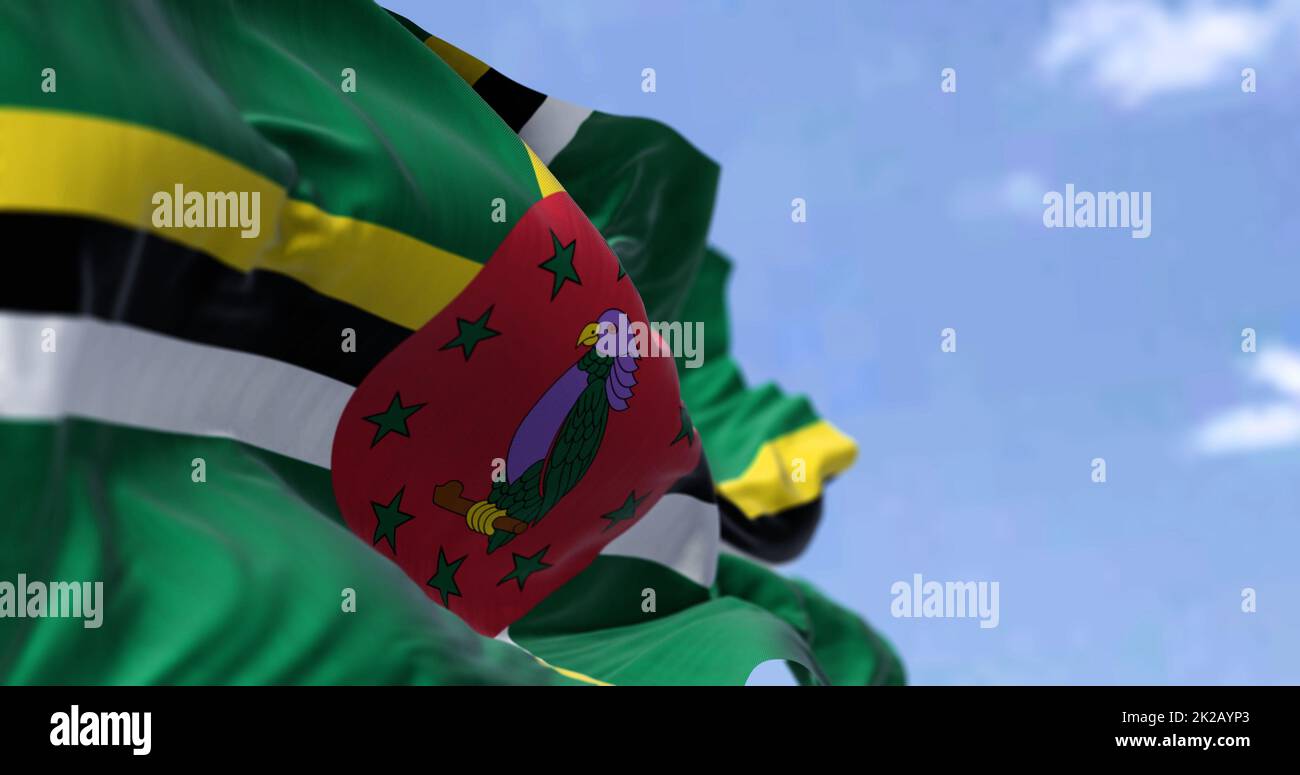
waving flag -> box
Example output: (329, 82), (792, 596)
(0, 0), (900, 685)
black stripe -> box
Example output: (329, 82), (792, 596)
(0, 213), (412, 386)
(666, 452), (717, 503)
(386, 10), (431, 41)
(667, 449), (821, 562)
(386, 12), (546, 137)
(472, 69), (547, 133)
(719, 495), (824, 564)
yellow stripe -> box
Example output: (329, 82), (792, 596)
(716, 420), (859, 519)
(533, 656), (611, 686)
(423, 35), (490, 86)
(525, 143), (565, 199)
(0, 108), (481, 331)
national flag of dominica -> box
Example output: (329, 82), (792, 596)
(0, 0), (900, 685)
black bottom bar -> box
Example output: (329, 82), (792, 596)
(0, 685), (1285, 762)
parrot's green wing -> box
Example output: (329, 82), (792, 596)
(538, 376), (610, 516)
(485, 459), (544, 553)
(489, 459), (544, 520)
(485, 375), (610, 554)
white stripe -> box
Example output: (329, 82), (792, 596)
(0, 311), (719, 585)
(602, 492), (718, 587)
(0, 313), (349, 467)
(519, 97), (593, 165)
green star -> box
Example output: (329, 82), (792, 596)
(538, 230), (580, 299)
(370, 487), (416, 553)
(363, 392), (425, 447)
(440, 306), (501, 361)
(671, 405), (694, 447)
(498, 546), (552, 590)
(601, 491), (647, 532)
(426, 548), (466, 607)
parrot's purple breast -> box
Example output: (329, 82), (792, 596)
(505, 364), (587, 482)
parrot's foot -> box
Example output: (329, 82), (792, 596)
(465, 501), (528, 537)
(466, 500), (507, 536)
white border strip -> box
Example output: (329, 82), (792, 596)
(0, 312), (349, 467)
(519, 97), (593, 165)
(603, 492), (718, 587)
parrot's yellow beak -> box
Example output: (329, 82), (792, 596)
(577, 322), (603, 347)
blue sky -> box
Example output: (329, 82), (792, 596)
(390, 0), (1300, 683)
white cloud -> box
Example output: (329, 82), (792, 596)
(1038, 0), (1299, 107)
(1253, 348), (1300, 399)
(1193, 345), (1300, 454)
(1194, 402), (1300, 454)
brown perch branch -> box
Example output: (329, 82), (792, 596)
(432, 481), (527, 535)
